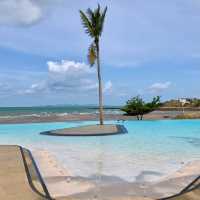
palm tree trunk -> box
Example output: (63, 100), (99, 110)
(96, 42), (104, 125)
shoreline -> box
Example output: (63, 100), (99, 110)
(0, 111), (197, 124)
(34, 150), (200, 199)
(0, 114), (151, 124)
(0, 111), (200, 124)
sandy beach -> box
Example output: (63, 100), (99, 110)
(0, 110), (198, 124)
(33, 150), (200, 200)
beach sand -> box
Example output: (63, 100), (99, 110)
(0, 109), (200, 124)
(33, 150), (200, 200)
(0, 112), (185, 124)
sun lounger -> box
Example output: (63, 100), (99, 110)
(159, 175), (200, 200)
(0, 145), (52, 200)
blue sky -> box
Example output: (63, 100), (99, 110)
(0, 0), (200, 106)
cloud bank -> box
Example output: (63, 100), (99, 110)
(19, 59), (112, 97)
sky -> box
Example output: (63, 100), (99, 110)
(0, 0), (200, 106)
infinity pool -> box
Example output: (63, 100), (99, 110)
(0, 120), (199, 182)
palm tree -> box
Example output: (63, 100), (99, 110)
(80, 4), (107, 125)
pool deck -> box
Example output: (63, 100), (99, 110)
(40, 124), (127, 136)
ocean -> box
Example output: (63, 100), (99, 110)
(0, 105), (122, 118)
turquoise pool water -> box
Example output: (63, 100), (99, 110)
(0, 120), (199, 182)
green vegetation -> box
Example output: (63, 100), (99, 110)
(121, 96), (161, 120)
(80, 5), (107, 125)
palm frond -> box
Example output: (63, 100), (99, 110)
(88, 43), (97, 66)
(93, 4), (101, 35)
(79, 10), (94, 37)
(94, 4), (101, 19)
(86, 8), (94, 22)
(99, 6), (107, 35)
(80, 5), (107, 39)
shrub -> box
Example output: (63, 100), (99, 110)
(121, 96), (161, 120)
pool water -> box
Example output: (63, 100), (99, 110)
(0, 120), (199, 182)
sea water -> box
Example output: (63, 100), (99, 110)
(0, 120), (199, 182)
(0, 105), (122, 118)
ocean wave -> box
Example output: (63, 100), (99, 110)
(0, 107), (122, 119)
(0, 114), (41, 119)
(55, 113), (69, 117)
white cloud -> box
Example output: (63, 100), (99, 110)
(103, 81), (113, 93)
(149, 81), (171, 93)
(21, 83), (46, 95)
(46, 60), (97, 93)
(15, 59), (115, 98)
(47, 60), (93, 76)
(0, 0), (42, 26)
(0, 0), (64, 26)
(21, 59), (100, 95)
